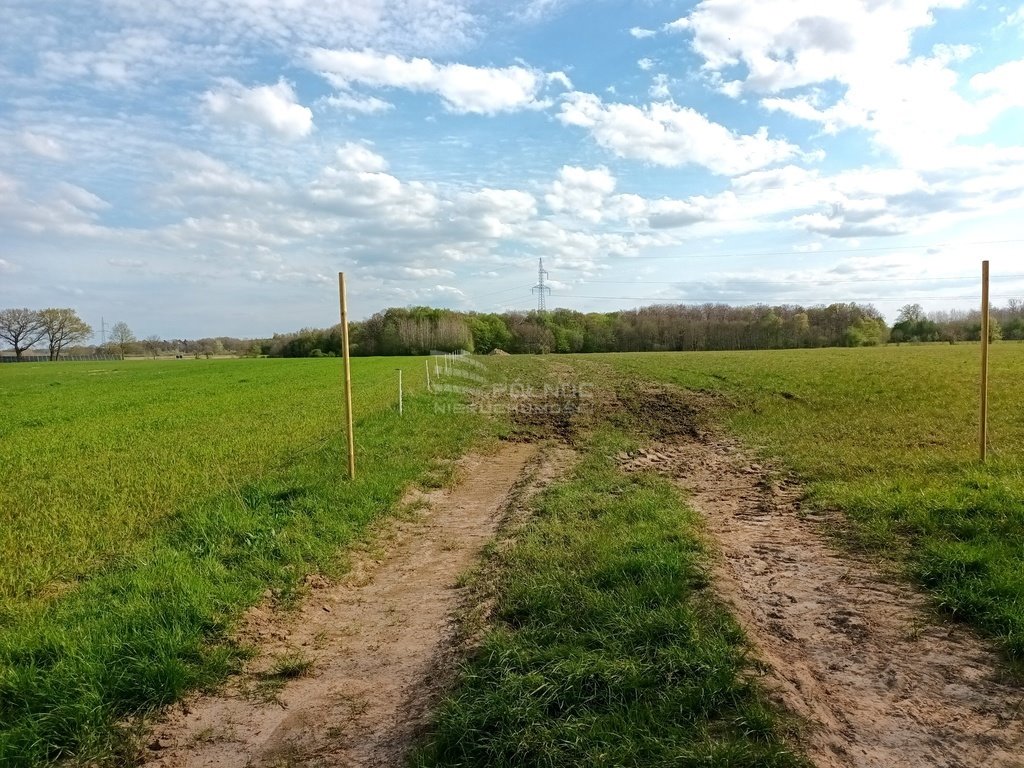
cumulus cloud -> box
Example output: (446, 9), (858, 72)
(309, 48), (571, 114)
(557, 91), (802, 175)
(203, 79), (314, 139)
(630, 27), (656, 38)
(545, 165), (616, 222)
(671, 0), (1022, 164)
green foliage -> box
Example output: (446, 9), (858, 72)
(0, 358), (490, 764)
(606, 344), (1024, 662)
(415, 431), (805, 768)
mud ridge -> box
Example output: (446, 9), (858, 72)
(620, 429), (1024, 768)
(141, 441), (570, 768)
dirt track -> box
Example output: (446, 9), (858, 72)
(621, 431), (1024, 768)
(142, 442), (553, 768)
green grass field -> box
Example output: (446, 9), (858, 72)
(0, 358), (491, 764)
(600, 343), (1024, 660)
(5, 344), (1024, 765)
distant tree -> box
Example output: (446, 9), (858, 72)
(109, 321), (136, 360)
(0, 307), (46, 359)
(143, 335), (162, 358)
(38, 308), (93, 360)
(897, 304), (926, 325)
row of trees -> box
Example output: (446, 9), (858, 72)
(893, 302), (1024, 343)
(264, 302), (897, 357)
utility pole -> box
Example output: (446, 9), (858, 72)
(532, 258), (551, 312)
(100, 316), (107, 346)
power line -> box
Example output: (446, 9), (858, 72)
(551, 293), (1021, 304)
(574, 273), (1024, 287)
(496, 237), (1024, 269)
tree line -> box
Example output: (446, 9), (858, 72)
(263, 302), (893, 357)
(263, 300), (1024, 358)
(6, 299), (1021, 362)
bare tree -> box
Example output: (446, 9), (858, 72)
(0, 308), (46, 359)
(38, 308), (93, 361)
(109, 321), (136, 360)
(143, 335), (162, 358)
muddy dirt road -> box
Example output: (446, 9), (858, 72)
(143, 443), (552, 768)
(621, 429), (1024, 768)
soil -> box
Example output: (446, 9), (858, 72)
(140, 442), (568, 768)
(618, 390), (1024, 768)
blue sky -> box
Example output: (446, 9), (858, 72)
(1, 0), (1023, 339)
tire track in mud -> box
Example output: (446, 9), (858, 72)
(619, 403), (1024, 768)
(141, 442), (572, 768)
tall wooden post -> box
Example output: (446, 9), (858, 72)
(339, 272), (356, 479)
(980, 260), (990, 463)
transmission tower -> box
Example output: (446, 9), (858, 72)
(532, 258), (551, 312)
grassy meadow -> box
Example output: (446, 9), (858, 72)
(0, 357), (491, 764)
(5, 343), (1024, 765)
(601, 343), (1024, 660)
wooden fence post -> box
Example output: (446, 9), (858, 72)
(980, 260), (990, 462)
(339, 272), (356, 480)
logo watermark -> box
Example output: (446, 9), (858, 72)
(429, 350), (594, 416)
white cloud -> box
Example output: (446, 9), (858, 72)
(166, 151), (276, 198)
(101, 0), (478, 56)
(557, 91), (802, 175)
(680, 0), (966, 93)
(321, 92), (394, 114)
(674, 0), (1024, 165)
(931, 43), (974, 64)
(19, 132), (65, 160)
(663, 17), (690, 33)
(309, 48), (571, 114)
(638, 57), (655, 71)
(334, 142), (390, 173)
(56, 183), (110, 212)
(203, 79), (314, 140)
(0, 258), (16, 274)
(630, 27), (656, 38)
(545, 165), (616, 222)
(1005, 4), (1024, 29)
(970, 59), (1024, 108)
(649, 73), (671, 99)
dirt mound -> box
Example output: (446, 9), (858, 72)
(487, 348), (510, 355)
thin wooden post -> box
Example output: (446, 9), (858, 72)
(397, 368), (403, 416)
(425, 359), (431, 393)
(980, 260), (990, 463)
(339, 272), (355, 480)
